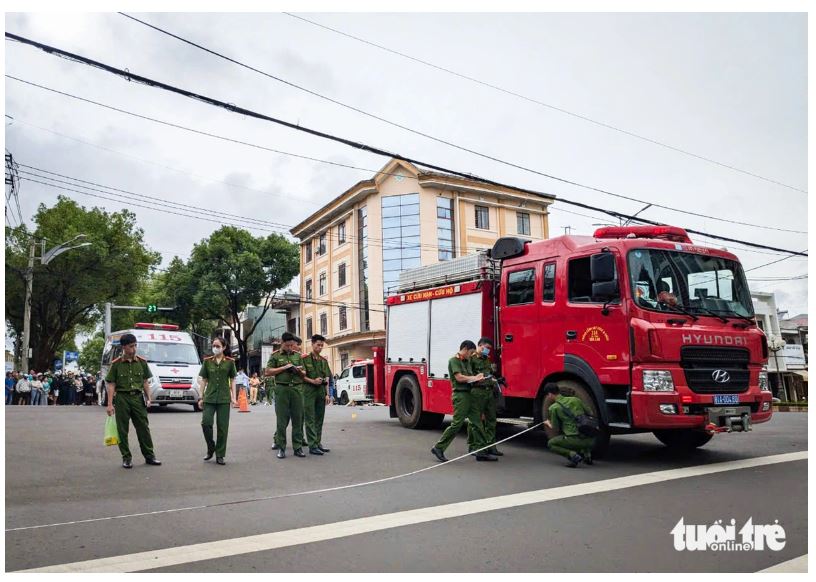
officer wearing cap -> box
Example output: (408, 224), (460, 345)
(197, 336), (237, 465)
(264, 332), (307, 458)
(105, 333), (161, 469)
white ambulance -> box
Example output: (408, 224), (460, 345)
(99, 323), (203, 411)
(334, 359), (375, 404)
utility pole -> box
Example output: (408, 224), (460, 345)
(20, 235), (92, 372)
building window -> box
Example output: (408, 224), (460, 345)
(437, 198), (455, 261)
(543, 262), (556, 302)
(475, 205), (490, 229)
(319, 312), (328, 335)
(304, 242), (312, 263)
(358, 206), (370, 331)
(305, 279), (312, 300)
(340, 352), (350, 371)
(339, 306), (347, 330)
(517, 212), (531, 236)
(337, 221), (346, 245)
(306, 317), (313, 339)
(318, 233), (327, 256)
(338, 262), (347, 288)
(506, 268), (535, 306)
(382, 193), (421, 295)
(319, 272), (327, 296)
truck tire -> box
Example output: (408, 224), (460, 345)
(394, 375), (444, 430)
(653, 429), (713, 450)
(542, 379), (610, 458)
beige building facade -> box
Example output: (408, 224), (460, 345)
(290, 159), (554, 374)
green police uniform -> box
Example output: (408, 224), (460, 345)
(547, 395), (595, 458)
(199, 355), (237, 459)
(105, 356), (155, 461)
(302, 352), (332, 449)
(269, 350), (306, 449)
(467, 353), (498, 452)
(433, 354), (489, 453)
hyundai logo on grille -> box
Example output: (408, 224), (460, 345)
(712, 369), (731, 383)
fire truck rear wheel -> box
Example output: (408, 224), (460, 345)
(653, 429), (713, 450)
(394, 374), (444, 430)
(544, 379), (610, 458)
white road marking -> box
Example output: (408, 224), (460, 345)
(17, 451), (807, 573)
(758, 554), (808, 573)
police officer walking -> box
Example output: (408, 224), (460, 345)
(302, 334), (332, 456)
(468, 337), (503, 457)
(264, 332), (307, 459)
(197, 337), (237, 465)
(542, 383), (596, 467)
(105, 333), (161, 469)
(431, 340), (496, 462)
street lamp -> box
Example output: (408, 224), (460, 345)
(20, 234), (92, 372)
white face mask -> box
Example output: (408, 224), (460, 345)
(212, 346), (223, 356)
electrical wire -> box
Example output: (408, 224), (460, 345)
(283, 12), (807, 196)
(3, 71), (806, 259)
(114, 16), (808, 234)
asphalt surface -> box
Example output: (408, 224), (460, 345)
(4, 403), (808, 572)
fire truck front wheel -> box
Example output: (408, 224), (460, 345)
(653, 429), (713, 450)
(394, 375), (444, 430)
(544, 379), (610, 457)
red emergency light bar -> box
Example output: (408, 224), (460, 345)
(593, 225), (692, 244)
(134, 323), (180, 331)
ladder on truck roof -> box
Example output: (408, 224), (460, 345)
(395, 252), (498, 293)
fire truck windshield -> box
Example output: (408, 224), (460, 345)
(628, 249), (754, 319)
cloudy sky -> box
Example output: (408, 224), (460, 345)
(5, 11), (808, 328)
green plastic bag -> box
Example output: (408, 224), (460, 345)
(104, 415), (119, 447)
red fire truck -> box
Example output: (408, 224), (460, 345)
(370, 225), (773, 453)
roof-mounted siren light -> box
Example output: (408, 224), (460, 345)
(134, 323), (180, 331)
(593, 225), (692, 244)
(491, 237), (527, 260)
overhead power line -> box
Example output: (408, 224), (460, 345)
(3, 33), (807, 257)
(284, 12), (808, 195)
(114, 16), (808, 235)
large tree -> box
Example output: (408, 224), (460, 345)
(5, 197), (161, 370)
(185, 226), (298, 369)
(78, 332), (105, 374)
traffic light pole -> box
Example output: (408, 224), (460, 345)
(103, 303), (175, 336)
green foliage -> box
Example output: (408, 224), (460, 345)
(5, 196), (161, 370)
(184, 226), (299, 368)
(78, 332), (105, 373)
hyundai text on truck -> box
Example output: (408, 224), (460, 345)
(370, 226), (773, 453)
(99, 323), (203, 411)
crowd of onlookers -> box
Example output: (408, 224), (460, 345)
(5, 370), (101, 406)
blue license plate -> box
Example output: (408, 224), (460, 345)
(714, 394), (740, 405)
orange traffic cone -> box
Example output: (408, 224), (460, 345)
(237, 390), (250, 413)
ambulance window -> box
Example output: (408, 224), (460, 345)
(506, 268), (535, 305)
(339, 368), (349, 379)
(352, 366), (366, 379)
(543, 263), (556, 302)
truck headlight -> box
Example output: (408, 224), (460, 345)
(642, 370), (675, 392)
(759, 369), (770, 392)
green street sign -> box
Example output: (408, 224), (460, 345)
(146, 304), (158, 313)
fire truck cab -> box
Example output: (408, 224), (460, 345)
(378, 226), (773, 453)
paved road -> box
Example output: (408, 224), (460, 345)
(4, 404), (808, 572)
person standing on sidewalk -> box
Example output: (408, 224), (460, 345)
(197, 337), (237, 466)
(105, 333), (162, 469)
(15, 373), (31, 405)
(264, 332), (307, 459)
(431, 340), (496, 463)
(302, 334), (332, 456)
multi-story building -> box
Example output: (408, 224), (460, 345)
(290, 158), (555, 373)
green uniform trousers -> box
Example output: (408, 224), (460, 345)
(434, 390), (488, 453)
(274, 385), (305, 449)
(201, 402), (231, 458)
(547, 434), (595, 458)
(467, 386), (497, 451)
(114, 391), (155, 460)
(303, 384), (327, 448)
